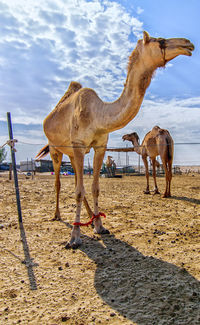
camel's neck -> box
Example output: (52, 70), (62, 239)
(131, 139), (143, 155)
(102, 57), (154, 133)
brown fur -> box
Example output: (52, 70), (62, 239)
(139, 69), (154, 96)
(127, 48), (140, 74)
(56, 81), (82, 108)
(123, 126), (174, 197)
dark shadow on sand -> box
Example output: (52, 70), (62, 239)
(70, 232), (200, 325)
(171, 195), (200, 205)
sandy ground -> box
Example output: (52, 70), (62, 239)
(0, 172), (200, 325)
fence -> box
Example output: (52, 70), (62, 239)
(1, 140), (200, 176)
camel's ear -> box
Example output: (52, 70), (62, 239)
(143, 31), (150, 44)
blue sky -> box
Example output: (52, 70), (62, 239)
(0, 0), (200, 166)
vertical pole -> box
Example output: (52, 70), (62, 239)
(138, 139), (141, 174)
(9, 163), (12, 180)
(7, 113), (38, 290)
(126, 145), (128, 174)
(88, 158), (91, 177)
(7, 112), (22, 222)
(139, 154), (141, 174)
(31, 159), (34, 179)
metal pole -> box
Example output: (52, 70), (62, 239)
(138, 138), (141, 174)
(6, 112), (38, 290)
(126, 145), (128, 174)
(7, 112), (22, 222)
(138, 154), (140, 174)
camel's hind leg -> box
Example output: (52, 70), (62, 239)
(162, 137), (173, 198)
(142, 156), (150, 194)
(152, 158), (160, 195)
(162, 160), (171, 198)
(92, 148), (109, 234)
(166, 159), (173, 197)
(50, 148), (63, 220)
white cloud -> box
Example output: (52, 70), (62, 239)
(136, 7), (144, 15)
(111, 97), (200, 142)
(0, 0), (143, 125)
(0, 0), (199, 166)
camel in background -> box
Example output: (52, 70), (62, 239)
(36, 32), (194, 248)
(105, 155), (116, 176)
(122, 126), (174, 197)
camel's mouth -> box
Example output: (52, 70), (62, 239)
(176, 43), (194, 56)
(165, 39), (195, 59)
(122, 136), (128, 141)
(184, 43), (195, 56)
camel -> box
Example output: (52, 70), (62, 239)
(36, 31), (194, 248)
(122, 126), (174, 197)
(105, 155), (116, 176)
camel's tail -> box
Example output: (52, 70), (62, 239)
(166, 136), (173, 162)
(35, 144), (50, 160)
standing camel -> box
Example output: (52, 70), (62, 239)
(122, 126), (174, 197)
(105, 156), (116, 176)
(36, 31), (194, 248)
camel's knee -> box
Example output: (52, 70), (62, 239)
(75, 187), (85, 203)
(92, 184), (100, 198)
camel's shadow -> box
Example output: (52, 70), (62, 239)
(68, 231), (200, 324)
(171, 195), (200, 205)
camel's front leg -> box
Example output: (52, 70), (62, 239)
(92, 148), (110, 234)
(142, 156), (150, 194)
(70, 156), (93, 218)
(152, 158), (160, 195)
(50, 149), (63, 220)
(66, 147), (85, 248)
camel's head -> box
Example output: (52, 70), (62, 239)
(122, 132), (139, 145)
(135, 31), (194, 68)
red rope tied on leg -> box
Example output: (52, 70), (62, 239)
(73, 212), (106, 227)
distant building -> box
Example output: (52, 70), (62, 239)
(34, 160), (74, 173)
(0, 163), (10, 171)
(34, 159), (53, 172)
(20, 160), (36, 172)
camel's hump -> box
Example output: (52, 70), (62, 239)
(56, 81), (82, 107)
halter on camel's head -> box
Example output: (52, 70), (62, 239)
(122, 132), (139, 143)
(128, 31), (194, 72)
(122, 132), (140, 151)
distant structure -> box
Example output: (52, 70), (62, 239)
(117, 152), (121, 166)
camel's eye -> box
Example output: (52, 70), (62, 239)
(157, 38), (166, 50)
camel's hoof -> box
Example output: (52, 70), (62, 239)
(65, 237), (82, 249)
(143, 190), (150, 194)
(51, 216), (61, 221)
(94, 227), (110, 235)
(65, 242), (81, 249)
(101, 228), (110, 235)
(163, 194), (171, 198)
(153, 191), (160, 195)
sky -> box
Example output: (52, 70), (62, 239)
(0, 0), (200, 166)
